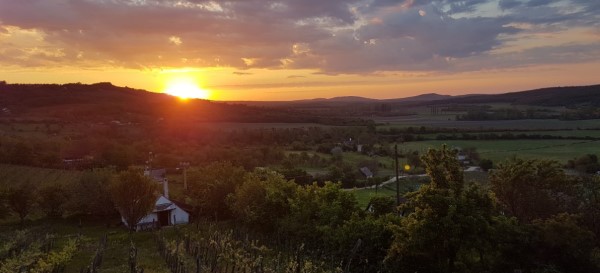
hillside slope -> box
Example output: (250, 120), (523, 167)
(0, 82), (316, 123)
(430, 85), (600, 106)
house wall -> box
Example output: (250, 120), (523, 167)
(121, 195), (190, 230)
(171, 206), (189, 224)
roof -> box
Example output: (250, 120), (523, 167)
(171, 199), (194, 213)
(147, 169), (167, 181)
(154, 202), (174, 212)
(360, 167), (373, 177)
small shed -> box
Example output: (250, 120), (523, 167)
(360, 167), (374, 178)
(125, 195), (192, 231)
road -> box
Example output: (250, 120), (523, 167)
(347, 167), (483, 190)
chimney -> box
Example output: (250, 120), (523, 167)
(163, 178), (169, 199)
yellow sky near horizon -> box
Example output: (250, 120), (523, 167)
(1, 61), (598, 101)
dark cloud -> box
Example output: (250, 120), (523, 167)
(233, 71), (253, 75)
(0, 0), (597, 74)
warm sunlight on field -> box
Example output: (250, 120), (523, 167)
(164, 77), (211, 100)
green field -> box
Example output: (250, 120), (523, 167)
(350, 171), (489, 208)
(0, 164), (82, 187)
(398, 139), (600, 163)
(416, 130), (600, 140)
(375, 118), (600, 130)
(350, 177), (424, 207)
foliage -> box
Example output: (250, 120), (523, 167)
(566, 154), (600, 174)
(280, 182), (359, 244)
(5, 182), (36, 225)
(490, 158), (574, 223)
(228, 170), (297, 232)
(36, 182), (70, 218)
(479, 158), (493, 171)
(530, 213), (598, 272)
(67, 169), (116, 217)
(110, 168), (158, 231)
(30, 238), (78, 273)
(387, 145), (497, 273)
(326, 162), (358, 188)
(0, 187), (7, 220)
(367, 195), (396, 216)
(576, 175), (600, 245)
(187, 161), (247, 219)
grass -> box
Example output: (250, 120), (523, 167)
(350, 177), (425, 208)
(0, 218), (177, 273)
(0, 164), (82, 187)
(375, 118), (600, 130)
(398, 140), (600, 163)
(194, 122), (336, 130)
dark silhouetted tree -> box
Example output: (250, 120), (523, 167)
(110, 168), (157, 231)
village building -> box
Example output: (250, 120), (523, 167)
(130, 195), (192, 231)
(121, 168), (192, 230)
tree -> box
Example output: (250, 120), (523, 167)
(490, 158), (574, 223)
(479, 158), (493, 171)
(387, 146), (497, 273)
(566, 154), (600, 174)
(530, 213), (598, 273)
(228, 170), (297, 232)
(0, 187), (8, 220)
(280, 182), (359, 244)
(110, 168), (158, 231)
(68, 170), (117, 218)
(187, 161), (246, 219)
(368, 195), (395, 216)
(577, 175), (600, 245)
(37, 183), (69, 218)
(6, 182), (36, 225)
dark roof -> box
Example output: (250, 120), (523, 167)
(148, 169), (167, 181)
(154, 202), (174, 212)
(171, 199), (194, 213)
(359, 167), (373, 177)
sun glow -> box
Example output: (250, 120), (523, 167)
(164, 78), (210, 100)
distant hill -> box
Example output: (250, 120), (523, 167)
(316, 96), (376, 102)
(429, 85), (600, 106)
(385, 93), (452, 102)
(0, 82), (319, 123)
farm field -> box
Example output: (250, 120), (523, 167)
(414, 130), (600, 140)
(0, 164), (82, 187)
(375, 118), (600, 130)
(194, 122), (339, 130)
(0, 220), (339, 273)
(399, 139), (600, 163)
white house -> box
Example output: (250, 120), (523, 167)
(123, 195), (192, 231)
(121, 168), (193, 230)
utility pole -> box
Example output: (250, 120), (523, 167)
(180, 161), (190, 190)
(395, 144), (400, 206)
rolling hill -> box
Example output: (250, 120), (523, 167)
(0, 82), (321, 123)
(428, 85), (600, 107)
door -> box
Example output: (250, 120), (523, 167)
(157, 211), (170, 226)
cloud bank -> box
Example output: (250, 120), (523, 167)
(0, 0), (598, 74)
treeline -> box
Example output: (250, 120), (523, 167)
(181, 149), (600, 273)
(435, 132), (600, 141)
(0, 169), (117, 225)
(456, 108), (558, 120)
(3, 147), (600, 272)
(378, 126), (600, 135)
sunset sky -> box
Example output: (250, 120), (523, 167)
(0, 0), (598, 101)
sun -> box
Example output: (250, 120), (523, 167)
(164, 78), (210, 100)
